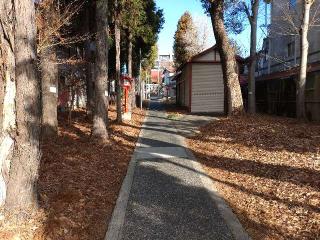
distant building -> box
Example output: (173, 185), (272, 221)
(151, 53), (175, 84)
(162, 68), (176, 98)
(156, 53), (174, 68)
(255, 1), (320, 120)
(150, 69), (162, 84)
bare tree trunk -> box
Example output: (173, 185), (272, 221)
(128, 32), (134, 113)
(115, 8), (122, 123)
(0, 0), (16, 205)
(68, 85), (75, 125)
(5, 0), (41, 213)
(0, 73), (3, 129)
(209, 1), (244, 116)
(86, 62), (94, 115)
(40, 48), (58, 137)
(84, 7), (94, 116)
(248, 0), (259, 114)
(297, 1), (313, 119)
(128, 33), (133, 77)
(131, 79), (136, 109)
(92, 0), (109, 140)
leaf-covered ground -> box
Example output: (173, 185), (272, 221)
(187, 115), (320, 240)
(0, 106), (145, 240)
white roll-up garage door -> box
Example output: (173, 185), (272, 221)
(191, 64), (224, 113)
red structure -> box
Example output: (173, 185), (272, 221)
(121, 75), (134, 113)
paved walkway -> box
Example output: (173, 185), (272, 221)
(106, 99), (249, 240)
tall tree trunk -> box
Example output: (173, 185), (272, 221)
(248, 0), (259, 114)
(92, 0), (109, 140)
(0, 72), (3, 129)
(115, 8), (122, 123)
(40, 48), (58, 137)
(128, 31), (134, 113)
(86, 61), (94, 116)
(209, 1), (244, 116)
(297, 0), (313, 119)
(0, 0), (16, 205)
(5, 0), (41, 212)
(84, 7), (94, 116)
(128, 33), (133, 77)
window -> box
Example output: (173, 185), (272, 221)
(289, 0), (296, 9)
(287, 42), (294, 57)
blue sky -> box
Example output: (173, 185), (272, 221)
(155, 0), (208, 54)
(155, 0), (270, 57)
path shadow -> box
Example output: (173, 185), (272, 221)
(150, 157), (320, 213)
(193, 153), (320, 190)
(121, 159), (233, 240)
(121, 159), (316, 240)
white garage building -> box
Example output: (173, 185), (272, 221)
(174, 46), (243, 114)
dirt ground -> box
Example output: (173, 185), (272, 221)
(187, 115), (320, 240)
(0, 106), (145, 240)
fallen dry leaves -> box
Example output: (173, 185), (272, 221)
(0, 106), (145, 240)
(188, 114), (320, 240)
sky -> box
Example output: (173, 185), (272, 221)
(155, 0), (270, 57)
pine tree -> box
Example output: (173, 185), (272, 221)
(122, 0), (145, 110)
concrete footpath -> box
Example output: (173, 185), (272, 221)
(105, 99), (250, 240)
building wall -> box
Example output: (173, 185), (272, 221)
(254, 1), (320, 121)
(269, 0), (320, 73)
(306, 71), (320, 120)
(176, 47), (225, 113)
(195, 50), (220, 61)
(191, 63), (224, 113)
(185, 66), (190, 107)
(176, 64), (190, 108)
(256, 72), (320, 121)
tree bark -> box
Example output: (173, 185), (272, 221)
(5, 0), (41, 212)
(0, 0), (16, 205)
(92, 0), (109, 140)
(40, 48), (58, 137)
(0, 69), (3, 129)
(128, 32), (133, 78)
(115, 7), (122, 123)
(297, 1), (313, 119)
(209, 1), (244, 116)
(128, 32), (134, 113)
(248, 0), (259, 114)
(84, 7), (94, 116)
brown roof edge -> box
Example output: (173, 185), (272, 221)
(189, 45), (218, 62)
(175, 45), (244, 71)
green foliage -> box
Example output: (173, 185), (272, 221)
(132, 0), (164, 77)
(142, 44), (158, 70)
(121, 0), (146, 37)
(107, 0), (164, 78)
